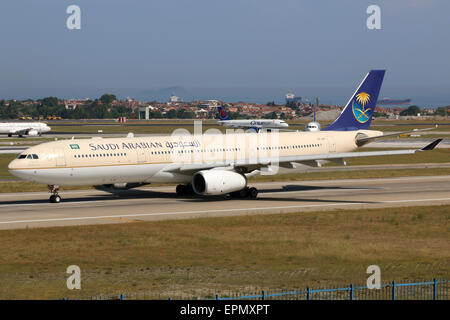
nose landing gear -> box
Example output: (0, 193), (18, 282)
(48, 185), (61, 203)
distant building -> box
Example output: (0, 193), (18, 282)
(65, 103), (77, 110)
(137, 105), (155, 120)
(170, 95), (180, 103)
(285, 93), (295, 101)
(197, 100), (220, 109)
(285, 93), (302, 104)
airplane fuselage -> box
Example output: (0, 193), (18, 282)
(8, 130), (381, 186)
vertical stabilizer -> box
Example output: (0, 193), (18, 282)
(217, 106), (231, 120)
(323, 70), (385, 131)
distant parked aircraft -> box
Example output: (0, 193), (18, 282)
(216, 106), (289, 131)
(305, 100), (321, 132)
(0, 122), (51, 137)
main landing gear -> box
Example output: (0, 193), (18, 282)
(48, 185), (61, 203)
(176, 184), (195, 196)
(230, 187), (258, 199)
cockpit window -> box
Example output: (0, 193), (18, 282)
(17, 154), (38, 159)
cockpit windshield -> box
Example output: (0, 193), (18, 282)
(17, 154), (38, 159)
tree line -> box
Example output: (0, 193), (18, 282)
(0, 95), (448, 120)
(0, 95), (133, 120)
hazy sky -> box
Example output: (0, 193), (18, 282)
(0, 0), (449, 106)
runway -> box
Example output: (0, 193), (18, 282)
(0, 175), (449, 230)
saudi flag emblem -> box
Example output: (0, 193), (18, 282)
(70, 144), (80, 149)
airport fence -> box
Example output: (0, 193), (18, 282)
(64, 278), (448, 300)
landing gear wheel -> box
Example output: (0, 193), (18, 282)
(176, 184), (186, 196)
(49, 195), (61, 203)
(248, 187), (258, 199)
(230, 187), (257, 199)
(48, 185), (61, 203)
(176, 184), (195, 196)
(239, 187), (249, 198)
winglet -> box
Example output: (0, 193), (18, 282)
(420, 139), (442, 151)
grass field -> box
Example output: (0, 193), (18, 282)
(0, 205), (447, 299)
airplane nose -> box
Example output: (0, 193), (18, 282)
(8, 159), (18, 171)
(8, 159), (33, 181)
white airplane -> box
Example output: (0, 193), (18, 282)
(0, 122), (51, 137)
(305, 98), (321, 132)
(216, 106), (289, 131)
(8, 70), (441, 203)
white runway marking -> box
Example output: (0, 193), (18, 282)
(0, 200), (115, 208)
(0, 197), (449, 226)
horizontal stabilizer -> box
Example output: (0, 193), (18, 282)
(356, 126), (438, 146)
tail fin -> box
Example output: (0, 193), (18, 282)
(323, 70), (385, 131)
(217, 106), (230, 120)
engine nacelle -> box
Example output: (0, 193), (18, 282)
(192, 170), (247, 195)
(28, 129), (39, 136)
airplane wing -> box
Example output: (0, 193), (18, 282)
(164, 139), (442, 174)
(9, 128), (32, 135)
(356, 126), (438, 145)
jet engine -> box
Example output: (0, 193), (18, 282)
(27, 129), (39, 136)
(192, 170), (247, 195)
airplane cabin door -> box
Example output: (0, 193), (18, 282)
(136, 145), (147, 163)
(327, 138), (336, 153)
(53, 148), (67, 167)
